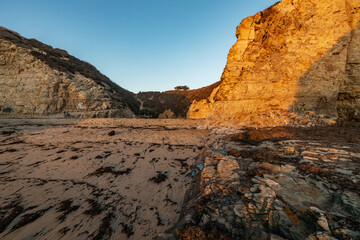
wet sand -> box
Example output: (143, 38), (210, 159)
(0, 118), (209, 239)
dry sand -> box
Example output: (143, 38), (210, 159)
(0, 118), (209, 239)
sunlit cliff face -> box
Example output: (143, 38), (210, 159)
(189, 0), (360, 126)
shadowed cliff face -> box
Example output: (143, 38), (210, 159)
(136, 91), (191, 118)
(134, 82), (221, 118)
(0, 27), (140, 117)
(189, 0), (360, 124)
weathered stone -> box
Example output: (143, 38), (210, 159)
(270, 234), (286, 240)
(306, 231), (338, 240)
(324, 119), (337, 126)
(189, 0), (360, 125)
(201, 166), (216, 180)
(174, 125), (360, 239)
(217, 158), (239, 182)
(204, 156), (218, 167)
(0, 27), (138, 117)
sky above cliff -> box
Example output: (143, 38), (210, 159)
(0, 0), (278, 93)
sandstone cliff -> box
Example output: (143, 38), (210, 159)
(0, 27), (139, 117)
(189, 0), (360, 125)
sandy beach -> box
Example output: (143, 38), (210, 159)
(0, 118), (209, 239)
(1, 118), (360, 239)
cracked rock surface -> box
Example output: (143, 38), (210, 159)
(174, 124), (360, 240)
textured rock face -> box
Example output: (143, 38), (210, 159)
(0, 27), (139, 117)
(172, 126), (360, 240)
(189, 0), (360, 124)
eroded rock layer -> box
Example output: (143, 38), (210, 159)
(189, 0), (360, 124)
(0, 27), (139, 117)
(170, 125), (360, 240)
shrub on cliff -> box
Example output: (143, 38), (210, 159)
(174, 85), (189, 91)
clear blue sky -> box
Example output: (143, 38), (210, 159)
(0, 0), (278, 93)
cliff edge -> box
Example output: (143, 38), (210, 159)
(0, 27), (139, 117)
(189, 0), (360, 126)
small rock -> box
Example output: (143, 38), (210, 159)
(306, 111), (316, 116)
(204, 156), (218, 166)
(299, 159), (314, 164)
(303, 156), (319, 161)
(280, 164), (296, 173)
(301, 119), (310, 125)
(328, 120), (336, 126)
(317, 216), (330, 232)
(234, 204), (245, 218)
(258, 185), (276, 198)
(203, 186), (212, 195)
(201, 166), (216, 179)
(217, 158), (239, 181)
(309, 206), (325, 214)
(250, 185), (259, 193)
(259, 178), (280, 190)
(108, 130), (115, 136)
(322, 118), (337, 126)
(289, 113), (298, 119)
(283, 146), (297, 155)
(244, 193), (253, 199)
(200, 214), (210, 225)
(217, 217), (227, 225)
(337, 228), (360, 239)
(270, 234), (286, 240)
(273, 199), (284, 210)
(307, 231), (337, 240)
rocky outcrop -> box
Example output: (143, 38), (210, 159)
(0, 27), (139, 117)
(189, 0), (360, 125)
(168, 125), (360, 240)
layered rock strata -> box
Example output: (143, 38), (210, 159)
(0, 27), (139, 117)
(168, 126), (360, 240)
(189, 0), (360, 124)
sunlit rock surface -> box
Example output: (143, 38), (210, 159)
(189, 0), (360, 124)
